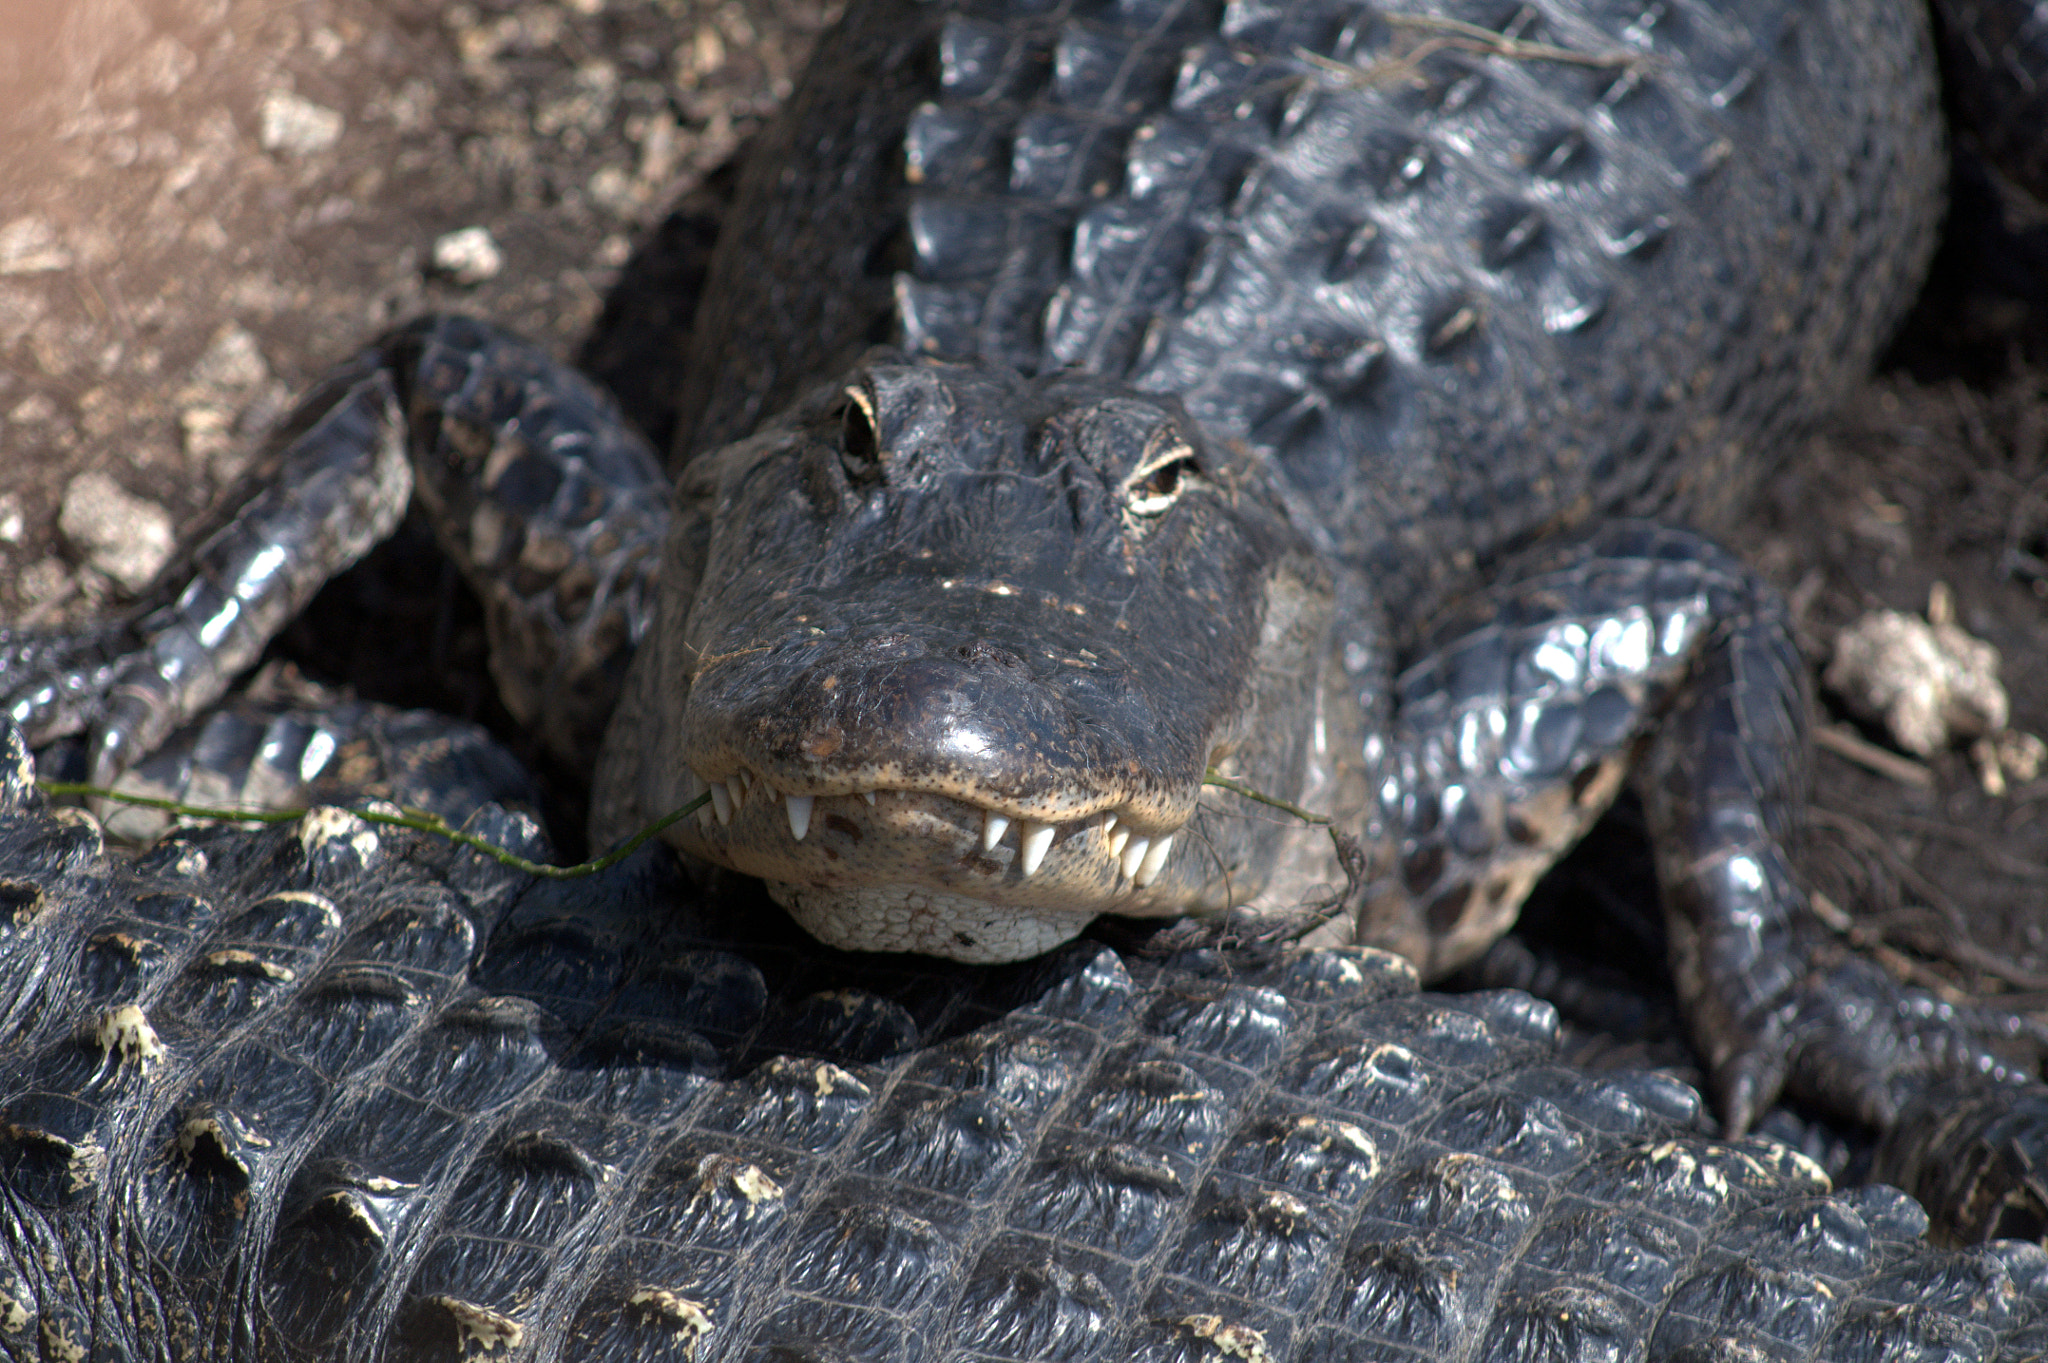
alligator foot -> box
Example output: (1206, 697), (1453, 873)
(1346, 520), (2048, 1160)
(77, 666), (545, 844)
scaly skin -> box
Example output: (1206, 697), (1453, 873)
(2, 721), (2048, 1359)
(1, 0), (2032, 1231)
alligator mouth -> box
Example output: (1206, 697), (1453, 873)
(668, 762), (1192, 959)
(683, 763), (1179, 885)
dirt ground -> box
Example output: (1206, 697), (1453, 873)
(2, 1), (2044, 1038)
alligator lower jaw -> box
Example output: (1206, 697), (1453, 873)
(765, 881), (1103, 961)
(668, 774), (1192, 960)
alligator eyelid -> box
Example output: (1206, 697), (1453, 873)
(1123, 439), (1202, 516)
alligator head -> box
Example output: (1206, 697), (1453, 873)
(593, 357), (1352, 961)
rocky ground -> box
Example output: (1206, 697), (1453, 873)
(0, 0), (827, 620)
(2, 0), (2045, 1047)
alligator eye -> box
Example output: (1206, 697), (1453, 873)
(839, 386), (881, 483)
(1124, 438), (1201, 517)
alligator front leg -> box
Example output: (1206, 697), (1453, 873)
(1, 344), (413, 787)
(1, 315), (668, 803)
(1350, 520), (2042, 1139)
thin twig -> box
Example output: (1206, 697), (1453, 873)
(36, 779), (706, 879)
(1814, 723), (1934, 787)
(1294, 13), (1638, 93)
(1382, 12), (1637, 67)
(1808, 803), (2048, 993)
(1202, 768), (1332, 825)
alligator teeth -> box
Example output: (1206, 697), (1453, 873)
(733, 769), (752, 802)
(1120, 835), (1150, 881)
(861, 791), (876, 806)
(1104, 816), (1130, 859)
(708, 781), (733, 826)
(1017, 821), (1055, 877)
(1134, 833), (1173, 887)
(982, 812), (1010, 852)
(785, 793), (814, 841)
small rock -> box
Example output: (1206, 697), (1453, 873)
(1973, 729), (2047, 797)
(8, 393), (58, 424)
(0, 217), (73, 275)
(258, 90), (344, 156)
(18, 558), (75, 613)
(187, 322), (269, 395)
(0, 494), (22, 544)
(1825, 607), (2008, 757)
(58, 472), (175, 593)
(430, 226), (504, 286)
(180, 405), (235, 465)
(2000, 729), (2046, 783)
(587, 164), (639, 215)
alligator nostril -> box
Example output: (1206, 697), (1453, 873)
(954, 640), (1027, 672)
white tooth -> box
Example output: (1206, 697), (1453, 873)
(709, 781), (733, 825)
(786, 793), (814, 841)
(1120, 835), (1150, 880)
(734, 769), (751, 801)
(862, 791), (876, 806)
(1018, 821), (1055, 877)
(1134, 833), (1174, 887)
(1107, 826), (1131, 858)
(982, 812), (1011, 852)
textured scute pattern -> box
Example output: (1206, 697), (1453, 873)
(690, 0), (1940, 602)
(2, 728), (2047, 1361)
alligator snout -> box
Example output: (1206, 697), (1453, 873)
(694, 626), (1183, 821)
(662, 616), (1199, 959)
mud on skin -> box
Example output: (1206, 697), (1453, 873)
(5, 0), (2048, 1353)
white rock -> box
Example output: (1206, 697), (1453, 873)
(431, 226), (504, 286)
(0, 216), (72, 275)
(258, 90), (343, 156)
(58, 472), (175, 593)
(1825, 608), (2008, 757)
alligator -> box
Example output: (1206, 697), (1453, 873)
(7, 0), (2048, 1353)
(7, 724), (2048, 1360)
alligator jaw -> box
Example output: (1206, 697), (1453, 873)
(682, 766), (1179, 888)
(669, 769), (1187, 959)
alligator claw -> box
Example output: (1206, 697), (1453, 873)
(1707, 1046), (1790, 1141)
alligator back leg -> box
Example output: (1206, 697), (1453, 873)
(1, 314), (670, 806)
(1346, 520), (2046, 1139)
